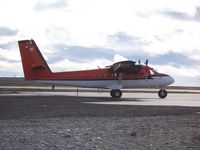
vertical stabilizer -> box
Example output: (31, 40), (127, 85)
(18, 39), (52, 80)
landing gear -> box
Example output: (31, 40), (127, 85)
(110, 89), (122, 98)
(158, 89), (167, 99)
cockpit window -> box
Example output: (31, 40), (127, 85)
(150, 68), (157, 75)
(131, 65), (143, 73)
(150, 69), (155, 75)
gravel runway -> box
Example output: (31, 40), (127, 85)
(0, 94), (200, 150)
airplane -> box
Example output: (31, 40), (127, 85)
(18, 39), (174, 98)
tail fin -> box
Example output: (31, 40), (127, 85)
(18, 39), (52, 80)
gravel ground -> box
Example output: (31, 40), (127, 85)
(0, 96), (200, 150)
(0, 116), (200, 150)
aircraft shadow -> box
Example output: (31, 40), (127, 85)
(0, 96), (199, 120)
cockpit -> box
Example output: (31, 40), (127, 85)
(107, 60), (159, 75)
(149, 68), (158, 75)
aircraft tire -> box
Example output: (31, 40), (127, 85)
(110, 90), (115, 97)
(158, 89), (167, 99)
(110, 89), (122, 98)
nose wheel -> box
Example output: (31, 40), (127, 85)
(110, 89), (122, 98)
(158, 89), (167, 98)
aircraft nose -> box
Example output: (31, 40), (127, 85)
(167, 75), (175, 85)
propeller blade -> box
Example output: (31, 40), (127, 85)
(145, 59), (148, 66)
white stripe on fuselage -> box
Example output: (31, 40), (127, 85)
(30, 76), (174, 89)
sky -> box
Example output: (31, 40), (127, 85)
(0, 0), (200, 86)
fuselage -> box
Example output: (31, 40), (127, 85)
(30, 67), (174, 89)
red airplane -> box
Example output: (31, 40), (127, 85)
(18, 39), (174, 98)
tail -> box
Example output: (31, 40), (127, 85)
(18, 39), (52, 80)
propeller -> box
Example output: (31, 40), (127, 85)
(145, 59), (148, 66)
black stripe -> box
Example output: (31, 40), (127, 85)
(29, 74), (168, 81)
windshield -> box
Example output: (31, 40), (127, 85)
(150, 68), (158, 75)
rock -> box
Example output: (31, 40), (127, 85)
(89, 136), (102, 141)
(130, 131), (137, 137)
(96, 137), (101, 140)
(63, 134), (72, 138)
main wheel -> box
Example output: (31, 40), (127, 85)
(110, 89), (115, 97)
(110, 89), (122, 98)
(158, 89), (167, 98)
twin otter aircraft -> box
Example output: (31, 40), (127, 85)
(18, 39), (174, 98)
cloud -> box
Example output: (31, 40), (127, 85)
(0, 41), (20, 63)
(0, 42), (16, 50)
(44, 42), (200, 70)
(163, 6), (200, 21)
(0, 49), (20, 63)
(108, 32), (150, 45)
(105, 32), (151, 56)
(49, 58), (112, 72)
(109, 32), (135, 43)
(194, 7), (200, 20)
(164, 11), (190, 20)
(114, 51), (200, 69)
(0, 71), (21, 77)
(46, 44), (115, 63)
(149, 52), (200, 67)
(0, 27), (17, 36)
(34, 0), (68, 11)
(0, 55), (19, 63)
(0, 60), (22, 76)
(113, 54), (128, 62)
